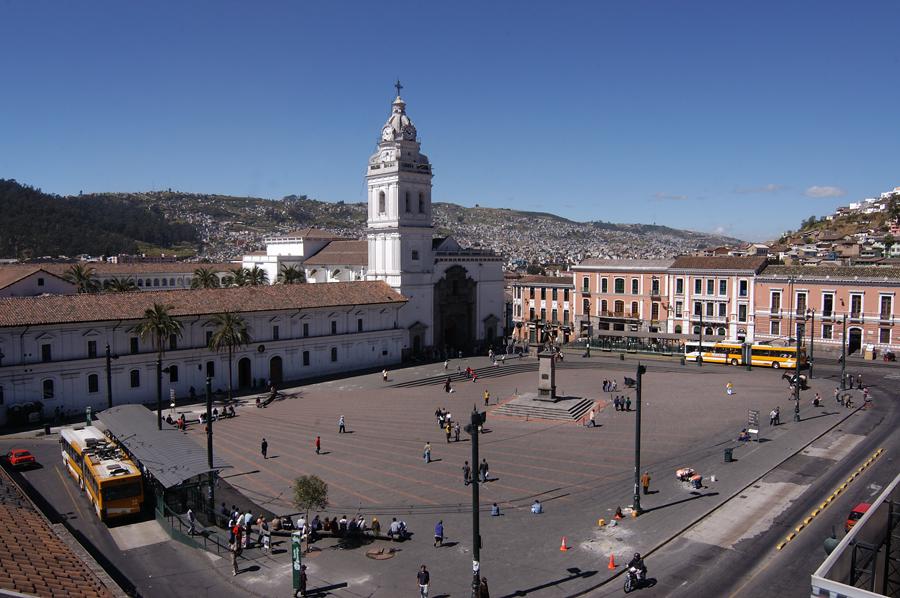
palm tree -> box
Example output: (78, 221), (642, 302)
(247, 265), (269, 286)
(135, 303), (184, 430)
(63, 263), (99, 293)
(191, 267), (221, 289)
(104, 277), (138, 292)
(225, 267), (248, 287)
(277, 264), (305, 284)
(208, 312), (252, 402)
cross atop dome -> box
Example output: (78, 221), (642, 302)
(394, 79), (403, 98)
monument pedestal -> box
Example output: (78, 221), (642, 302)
(537, 350), (557, 402)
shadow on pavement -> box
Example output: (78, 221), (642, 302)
(499, 567), (597, 597)
(641, 491), (719, 514)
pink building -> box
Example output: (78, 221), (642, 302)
(754, 265), (900, 356)
(511, 274), (575, 344)
(572, 260), (674, 336)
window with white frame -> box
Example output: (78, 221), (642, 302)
(822, 324), (833, 339)
(880, 328), (891, 344)
(770, 320), (780, 335)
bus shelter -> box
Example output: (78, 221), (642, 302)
(99, 404), (230, 527)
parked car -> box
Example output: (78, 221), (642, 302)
(4, 449), (37, 469)
(845, 502), (871, 532)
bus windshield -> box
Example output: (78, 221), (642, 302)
(102, 481), (142, 502)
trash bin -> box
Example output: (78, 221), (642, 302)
(44, 424), (51, 436)
(724, 448), (734, 463)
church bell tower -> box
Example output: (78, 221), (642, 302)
(366, 82), (435, 348)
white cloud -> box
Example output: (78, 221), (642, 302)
(652, 192), (688, 201)
(735, 184), (784, 194)
(804, 185), (846, 198)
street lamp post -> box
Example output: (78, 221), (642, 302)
(632, 363), (647, 515)
(104, 343), (118, 410)
(794, 333), (802, 422)
(205, 377), (215, 522)
(697, 311), (704, 366)
(806, 308), (815, 379)
(841, 314), (847, 390)
(585, 300), (591, 358)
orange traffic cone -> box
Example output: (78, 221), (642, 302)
(608, 553), (617, 569)
(560, 536), (568, 551)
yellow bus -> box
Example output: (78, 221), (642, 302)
(684, 341), (807, 369)
(60, 426), (144, 521)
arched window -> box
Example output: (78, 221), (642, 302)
(601, 299), (608, 313)
(137, 279), (144, 287)
(674, 324), (683, 334)
(378, 191), (386, 214)
(717, 327), (726, 336)
(405, 192), (410, 212)
(614, 300), (625, 315)
(88, 374), (99, 393)
(42, 379), (55, 399)
(418, 192), (425, 213)
(169, 278), (175, 286)
(631, 279), (639, 294)
(161, 278), (167, 287)
(169, 365), (179, 382)
(153, 278), (160, 287)
(582, 298), (590, 314)
(693, 325), (701, 334)
(705, 327), (714, 335)
(631, 301), (638, 316)
(130, 369), (140, 388)
(614, 278), (625, 294)
(145, 279), (151, 287)
(330, 347), (338, 362)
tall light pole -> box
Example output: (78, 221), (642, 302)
(841, 314), (847, 390)
(632, 363), (647, 515)
(793, 333), (802, 422)
(787, 276), (796, 343)
(105, 343), (118, 410)
(697, 311), (704, 366)
(806, 308), (815, 379)
(466, 407), (487, 597)
(205, 377), (215, 523)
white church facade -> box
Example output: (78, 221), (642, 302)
(242, 86), (505, 356)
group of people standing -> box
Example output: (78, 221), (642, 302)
(461, 458), (491, 485)
(612, 396), (632, 411)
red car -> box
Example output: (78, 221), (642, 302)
(5, 449), (37, 469)
(846, 503), (871, 532)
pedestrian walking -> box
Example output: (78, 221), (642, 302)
(417, 565), (430, 598)
(587, 408), (596, 427)
(231, 527), (243, 576)
(444, 359), (449, 370)
(299, 564), (307, 597)
(857, 373), (862, 388)
(187, 507), (196, 535)
(261, 438), (268, 459)
(612, 379), (618, 391)
(641, 471), (651, 495)
(339, 415), (346, 433)
(434, 520), (444, 547)
(479, 577), (490, 598)
(769, 408), (778, 426)
(382, 368), (388, 382)
(483, 389), (490, 406)
(479, 458), (489, 483)
(315, 435), (321, 454)
(472, 371), (478, 383)
(463, 460), (471, 485)
(444, 377), (452, 393)
(423, 442), (432, 463)
(454, 421), (461, 442)
(260, 518), (271, 553)
(613, 396), (620, 411)
(625, 397), (632, 411)
(445, 422), (452, 443)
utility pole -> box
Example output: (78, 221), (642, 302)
(466, 406), (487, 597)
(105, 343), (114, 409)
(632, 363), (647, 515)
(808, 308), (815, 379)
(794, 333), (802, 422)
(697, 311), (703, 366)
(841, 314), (847, 391)
(156, 358), (163, 430)
(205, 377), (215, 523)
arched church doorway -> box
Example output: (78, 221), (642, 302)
(269, 356), (283, 385)
(434, 265), (476, 355)
(238, 358), (252, 389)
(848, 327), (863, 355)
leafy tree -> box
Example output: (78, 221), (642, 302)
(225, 267), (249, 287)
(292, 475), (328, 552)
(277, 264), (305, 284)
(135, 303), (183, 429)
(104, 277), (138, 292)
(63, 264), (100, 293)
(208, 312), (252, 402)
(247, 265), (269, 286)
(884, 233), (895, 254)
(525, 263), (546, 275)
(191, 267), (221, 289)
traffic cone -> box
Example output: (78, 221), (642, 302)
(608, 553), (617, 569)
(559, 536), (568, 551)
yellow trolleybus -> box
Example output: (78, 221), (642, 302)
(60, 426), (144, 521)
(684, 341), (807, 369)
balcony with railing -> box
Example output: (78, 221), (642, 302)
(598, 310), (640, 320)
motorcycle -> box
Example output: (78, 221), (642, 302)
(623, 566), (647, 593)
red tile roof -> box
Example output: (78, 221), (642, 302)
(670, 256), (768, 272)
(0, 468), (119, 598)
(303, 240), (369, 266)
(0, 267), (74, 291)
(0, 281), (406, 327)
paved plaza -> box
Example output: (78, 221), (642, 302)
(182, 355), (857, 596)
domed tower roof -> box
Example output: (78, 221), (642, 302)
(380, 80), (417, 142)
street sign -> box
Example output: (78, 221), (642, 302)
(748, 409), (760, 440)
(291, 531), (303, 590)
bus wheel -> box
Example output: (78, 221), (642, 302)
(772, 362), (780, 369)
(730, 359), (738, 366)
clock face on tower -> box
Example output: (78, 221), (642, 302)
(381, 126), (394, 141)
(401, 125), (416, 140)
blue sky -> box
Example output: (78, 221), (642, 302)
(1, 1), (898, 241)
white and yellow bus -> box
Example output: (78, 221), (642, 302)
(60, 426), (144, 521)
(684, 341), (807, 369)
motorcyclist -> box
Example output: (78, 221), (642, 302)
(628, 552), (647, 580)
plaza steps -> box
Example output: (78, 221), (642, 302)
(490, 396), (596, 422)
